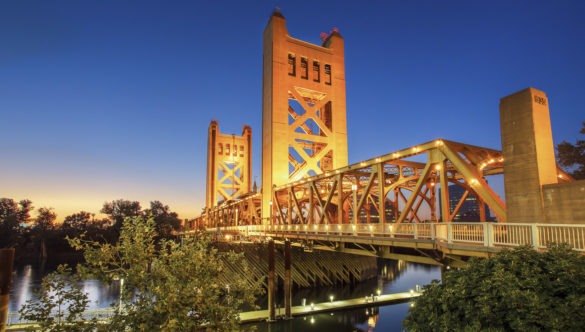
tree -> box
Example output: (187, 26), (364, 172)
(100, 199), (142, 230)
(0, 198), (32, 248)
(403, 245), (585, 331)
(557, 121), (585, 180)
(62, 211), (92, 232)
(144, 200), (182, 238)
(33, 207), (57, 259)
(18, 264), (95, 332)
(69, 216), (262, 331)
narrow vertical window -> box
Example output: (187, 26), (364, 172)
(312, 61), (320, 82)
(218, 143), (223, 154)
(233, 145), (237, 156)
(288, 54), (296, 76)
(240, 145), (244, 157)
(300, 57), (308, 79)
(325, 64), (331, 85)
(324, 64), (332, 85)
(226, 144), (230, 156)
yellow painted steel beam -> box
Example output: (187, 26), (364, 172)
(397, 162), (433, 224)
(440, 142), (507, 221)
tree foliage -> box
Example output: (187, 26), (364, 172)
(69, 216), (262, 331)
(100, 199), (142, 230)
(144, 200), (182, 238)
(404, 245), (585, 331)
(0, 198), (32, 248)
(33, 207), (57, 258)
(557, 121), (585, 179)
(18, 264), (95, 332)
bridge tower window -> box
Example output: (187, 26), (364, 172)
(218, 143), (223, 155)
(226, 144), (230, 156)
(324, 64), (332, 85)
(288, 53), (296, 76)
(312, 61), (320, 82)
(300, 57), (308, 79)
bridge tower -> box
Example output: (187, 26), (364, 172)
(500, 88), (558, 223)
(262, 11), (348, 221)
(206, 121), (252, 210)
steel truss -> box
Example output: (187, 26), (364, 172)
(271, 139), (507, 224)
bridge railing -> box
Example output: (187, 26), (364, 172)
(220, 222), (585, 252)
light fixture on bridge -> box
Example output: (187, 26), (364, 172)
(330, 295), (334, 303)
(351, 184), (357, 191)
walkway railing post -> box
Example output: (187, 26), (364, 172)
(447, 223), (453, 244)
(413, 224), (418, 240)
(486, 223), (494, 247)
(430, 223), (435, 240)
(531, 224), (539, 250)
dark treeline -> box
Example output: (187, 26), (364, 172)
(0, 198), (191, 261)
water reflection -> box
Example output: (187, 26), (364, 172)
(9, 262), (119, 312)
(9, 260), (440, 330)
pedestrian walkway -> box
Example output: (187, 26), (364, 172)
(239, 290), (420, 323)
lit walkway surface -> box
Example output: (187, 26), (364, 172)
(239, 291), (420, 323)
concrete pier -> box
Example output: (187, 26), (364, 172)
(239, 290), (420, 324)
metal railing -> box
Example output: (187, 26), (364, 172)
(219, 222), (585, 252)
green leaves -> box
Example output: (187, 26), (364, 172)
(404, 245), (585, 331)
(18, 265), (95, 332)
(557, 121), (585, 179)
(69, 216), (262, 331)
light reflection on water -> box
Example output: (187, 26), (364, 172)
(9, 262), (120, 312)
(9, 260), (440, 331)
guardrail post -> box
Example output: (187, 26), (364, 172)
(486, 223), (493, 247)
(531, 224), (539, 250)
(447, 223), (453, 244)
(430, 223), (435, 240)
(413, 224), (418, 240)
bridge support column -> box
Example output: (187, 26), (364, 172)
(267, 240), (276, 322)
(284, 240), (292, 319)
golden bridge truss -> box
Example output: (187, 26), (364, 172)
(271, 139), (508, 225)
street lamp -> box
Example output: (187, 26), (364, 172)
(113, 275), (124, 313)
(329, 295), (334, 303)
(351, 184), (358, 225)
(269, 201), (273, 225)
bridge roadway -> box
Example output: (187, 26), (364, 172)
(239, 290), (420, 323)
(214, 222), (585, 266)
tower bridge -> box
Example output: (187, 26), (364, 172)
(196, 10), (585, 257)
(189, 10), (585, 321)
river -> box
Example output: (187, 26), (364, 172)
(9, 259), (440, 331)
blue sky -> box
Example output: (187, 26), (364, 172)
(1, 1), (584, 220)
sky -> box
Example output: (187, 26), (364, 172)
(1, 1), (584, 221)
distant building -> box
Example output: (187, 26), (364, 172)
(440, 185), (492, 222)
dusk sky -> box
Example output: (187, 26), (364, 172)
(1, 1), (584, 221)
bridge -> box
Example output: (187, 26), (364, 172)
(189, 11), (585, 322)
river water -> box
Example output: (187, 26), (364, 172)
(9, 260), (440, 331)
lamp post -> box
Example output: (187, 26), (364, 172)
(269, 200), (273, 225)
(351, 184), (358, 226)
(235, 208), (239, 227)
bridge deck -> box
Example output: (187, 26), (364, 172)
(239, 291), (419, 323)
